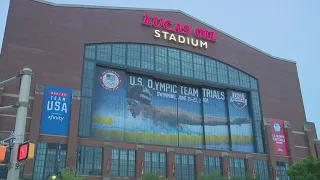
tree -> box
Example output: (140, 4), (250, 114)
(197, 170), (223, 180)
(286, 155), (320, 180)
(196, 170), (259, 180)
(47, 167), (84, 180)
(140, 172), (168, 180)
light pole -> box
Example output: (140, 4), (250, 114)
(3, 68), (33, 180)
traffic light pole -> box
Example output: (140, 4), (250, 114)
(6, 68), (33, 180)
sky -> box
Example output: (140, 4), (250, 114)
(0, 0), (319, 137)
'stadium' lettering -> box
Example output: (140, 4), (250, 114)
(154, 30), (208, 49)
(202, 88), (225, 100)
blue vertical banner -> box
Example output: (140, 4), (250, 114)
(40, 86), (72, 136)
(227, 90), (254, 153)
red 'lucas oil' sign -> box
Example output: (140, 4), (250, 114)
(142, 14), (216, 49)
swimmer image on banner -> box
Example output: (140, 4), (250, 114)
(91, 66), (254, 151)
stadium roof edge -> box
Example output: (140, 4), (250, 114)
(31, 0), (296, 64)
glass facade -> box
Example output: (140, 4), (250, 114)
(176, 154), (195, 180)
(277, 162), (290, 180)
(254, 160), (269, 180)
(76, 146), (102, 176)
(145, 151), (166, 176)
(111, 149), (136, 177)
(79, 43), (265, 154)
(203, 156), (221, 177)
(33, 142), (67, 180)
(230, 158), (246, 179)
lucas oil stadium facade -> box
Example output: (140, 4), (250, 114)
(0, 0), (319, 179)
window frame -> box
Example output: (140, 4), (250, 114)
(111, 149), (136, 177)
(144, 151), (167, 176)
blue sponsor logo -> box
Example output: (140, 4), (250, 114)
(40, 86), (72, 136)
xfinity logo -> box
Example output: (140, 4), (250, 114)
(48, 115), (64, 121)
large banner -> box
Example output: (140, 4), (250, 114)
(270, 118), (288, 156)
(177, 85), (203, 148)
(227, 90), (254, 153)
(91, 67), (256, 150)
(40, 86), (72, 136)
(203, 88), (230, 150)
(91, 67), (204, 148)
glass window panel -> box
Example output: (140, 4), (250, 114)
(204, 156), (221, 178)
(277, 162), (290, 180)
(32, 143), (67, 180)
(176, 154), (195, 180)
(78, 97), (92, 137)
(168, 48), (180, 75)
(85, 45), (96, 59)
(112, 149), (136, 177)
(97, 44), (111, 62)
(254, 160), (269, 180)
(112, 44), (126, 65)
(181, 51), (193, 78)
(228, 66), (240, 86)
(144, 151), (166, 176)
(127, 44), (141, 68)
(216, 61), (228, 84)
(155, 46), (168, 73)
(141, 45), (154, 70)
(239, 71), (251, 89)
(230, 158), (246, 179)
(205, 58), (218, 82)
(251, 91), (264, 153)
(76, 146), (102, 176)
(250, 77), (258, 90)
(193, 54), (205, 80)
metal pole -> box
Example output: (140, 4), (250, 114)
(0, 75), (19, 88)
(7, 68), (33, 180)
(0, 105), (15, 112)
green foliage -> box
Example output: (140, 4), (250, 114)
(47, 167), (84, 180)
(196, 170), (260, 180)
(197, 170), (222, 180)
(286, 155), (320, 180)
(140, 172), (168, 180)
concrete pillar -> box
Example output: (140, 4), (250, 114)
(136, 145), (145, 179)
(245, 154), (254, 177)
(102, 142), (112, 179)
(221, 152), (230, 178)
(263, 118), (277, 180)
(166, 148), (175, 180)
(23, 84), (44, 178)
(284, 121), (296, 164)
(195, 150), (204, 177)
(66, 90), (81, 167)
(304, 123), (317, 158)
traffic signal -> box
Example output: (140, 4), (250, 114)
(0, 145), (6, 162)
(17, 142), (35, 161)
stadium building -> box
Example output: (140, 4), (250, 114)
(0, 0), (319, 179)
